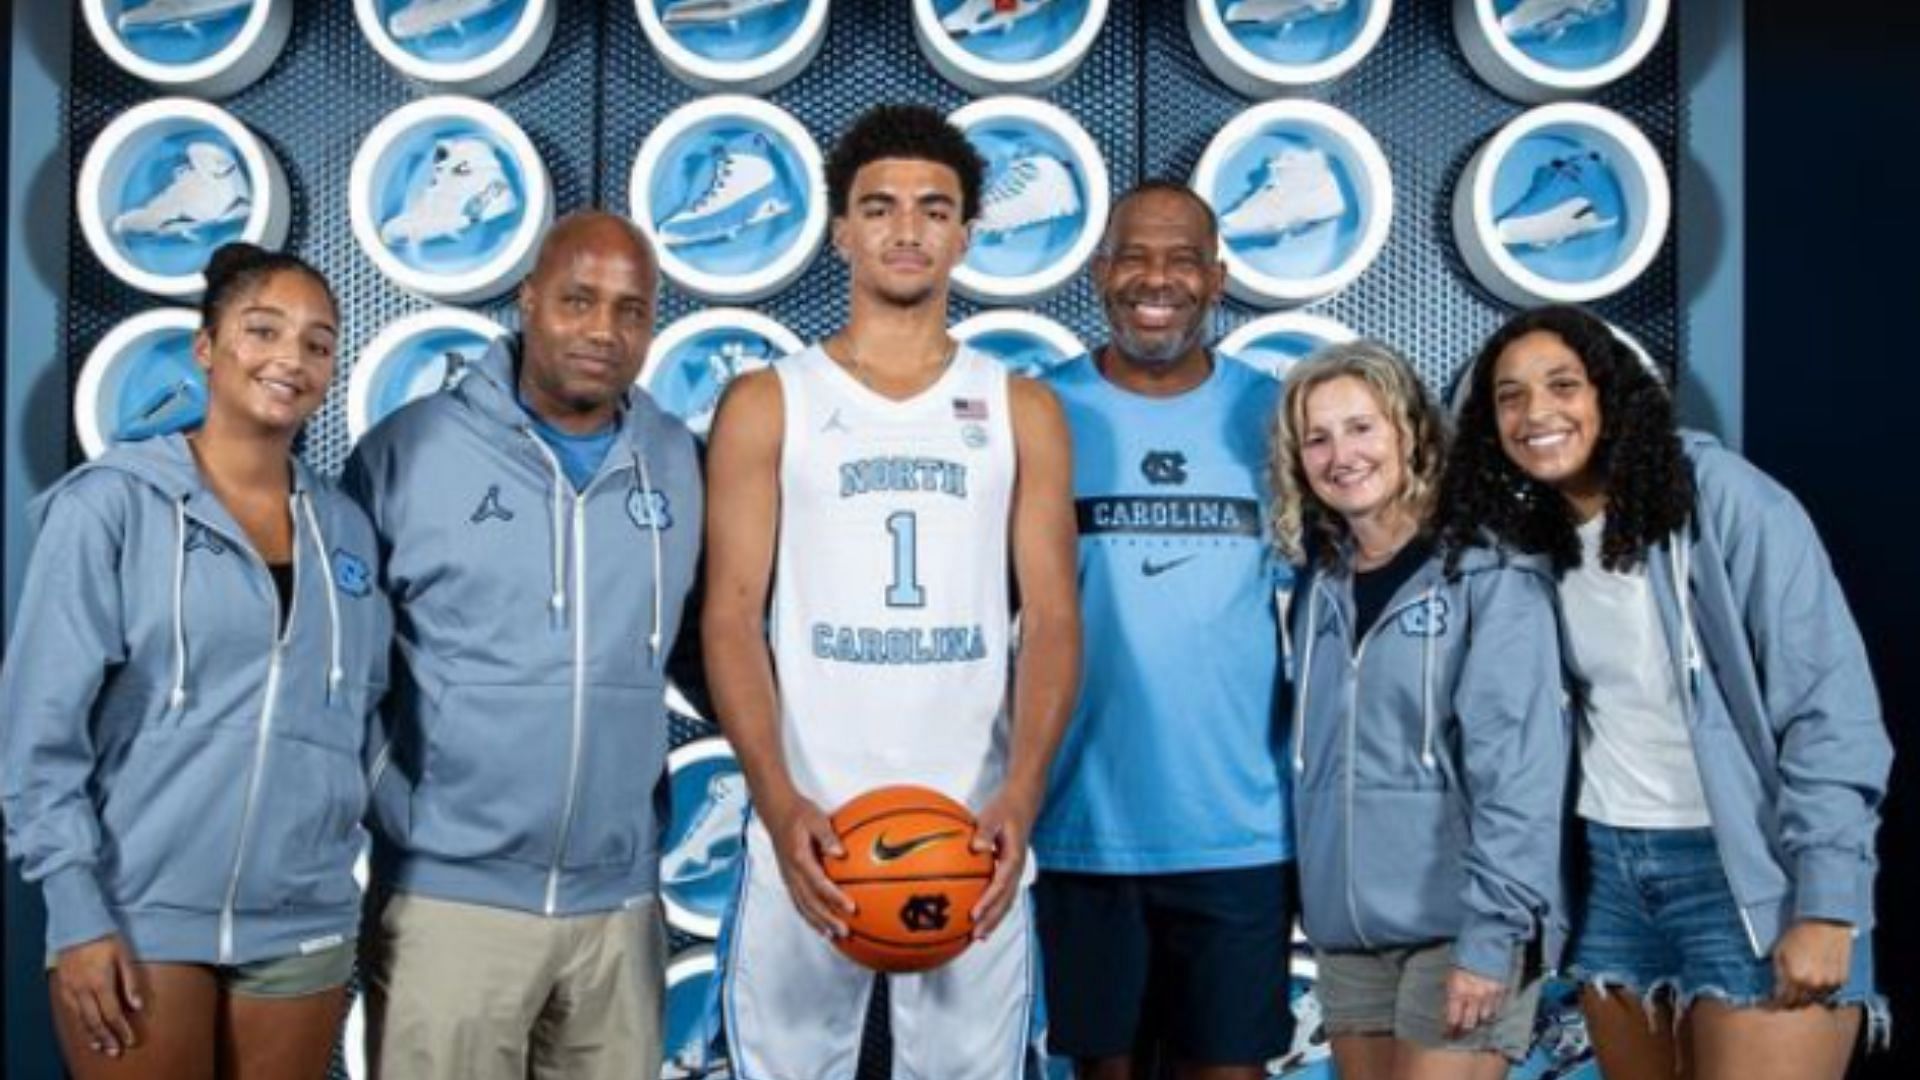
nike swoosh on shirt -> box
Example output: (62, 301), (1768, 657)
(1141, 555), (1198, 577)
(871, 829), (963, 863)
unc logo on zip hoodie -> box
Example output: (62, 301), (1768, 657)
(344, 335), (702, 917)
(1288, 542), (1569, 981)
(0, 435), (390, 964)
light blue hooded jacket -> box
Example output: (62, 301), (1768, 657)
(1625, 432), (1890, 955)
(1288, 542), (1570, 981)
(344, 335), (702, 917)
(1, 435), (390, 964)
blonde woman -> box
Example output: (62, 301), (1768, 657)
(1273, 341), (1568, 1080)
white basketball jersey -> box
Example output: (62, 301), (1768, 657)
(771, 345), (1015, 812)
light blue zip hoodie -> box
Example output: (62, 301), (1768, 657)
(1, 434), (390, 964)
(1288, 541), (1570, 981)
(343, 335), (702, 917)
(1627, 432), (1890, 955)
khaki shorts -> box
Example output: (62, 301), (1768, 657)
(45, 940), (354, 999)
(1315, 941), (1544, 1061)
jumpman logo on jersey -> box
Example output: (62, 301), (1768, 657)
(821, 408), (852, 435)
(469, 484), (515, 525)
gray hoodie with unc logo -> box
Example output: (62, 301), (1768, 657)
(1, 435), (390, 964)
(344, 335), (702, 917)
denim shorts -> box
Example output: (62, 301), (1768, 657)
(1570, 821), (1881, 1019)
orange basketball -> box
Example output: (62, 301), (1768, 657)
(823, 785), (994, 973)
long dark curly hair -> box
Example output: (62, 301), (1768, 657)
(1436, 306), (1692, 575)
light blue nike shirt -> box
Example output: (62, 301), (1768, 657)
(1033, 352), (1293, 874)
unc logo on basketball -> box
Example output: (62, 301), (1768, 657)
(183, 521), (228, 556)
(628, 488), (673, 531)
(1140, 449), (1189, 486)
(900, 894), (952, 934)
(1398, 596), (1451, 638)
(331, 550), (373, 598)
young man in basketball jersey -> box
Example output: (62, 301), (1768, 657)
(1032, 183), (1296, 1079)
(702, 104), (1082, 1079)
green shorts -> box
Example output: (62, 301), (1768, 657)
(48, 940), (354, 999)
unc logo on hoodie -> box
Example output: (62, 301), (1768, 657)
(629, 487), (672, 531)
(1398, 595), (1451, 638)
(332, 549), (373, 599)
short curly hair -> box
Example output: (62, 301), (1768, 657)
(1435, 305), (1692, 575)
(825, 104), (986, 223)
(1269, 340), (1448, 568)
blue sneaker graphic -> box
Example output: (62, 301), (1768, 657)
(118, 377), (208, 442)
(662, 0), (791, 28)
(388, 0), (514, 41)
(942, 0), (1054, 37)
(117, 0), (252, 36)
(1223, 0), (1349, 30)
(1494, 151), (1619, 250)
(658, 134), (795, 248)
(1500, 0), (1616, 43)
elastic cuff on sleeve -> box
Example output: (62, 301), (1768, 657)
(1794, 847), (1866, 925)
(41, 865), (117, 954)
(1451, 921), (1520, 983)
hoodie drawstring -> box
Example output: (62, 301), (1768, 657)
(1291, 583), (1318, 774)
(1419, 586), (1438, 770)
(298, 493), (345, 705)
(169, 499), (190, 712)
(525, 432), (568, 626)
(636, 449), (664, 665)
(1670, 532), (1702, 706)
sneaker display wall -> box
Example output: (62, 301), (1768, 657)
(950, 97), (1111, 305)
(953, 310), (1087, 379)
(1219, 311), (1358, 380)
(77, 99), (291, 300)
(636, 0), (831, 95)
(630, 97), (827, 303)
(641, 308), (804, 438)
(349, 96), (555, 303)
(662, 947), (723, 1080)
(348, 308), (510, 441)
(73, 309), (206, 460)
(1193, 100), (1393, 308)
(661, 737), (750, 938)
(1453, 0), (1669, 103)
(1187, 0), (1393, 97)
(1452, 102), (1669, 305)
(914, 0), (1109, 95)
(354, 0), (558, 96)
(81, 0), (292, 99)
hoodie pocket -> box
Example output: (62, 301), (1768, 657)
(235, 736), (365, 912)
(1348, 787), (1470, 946)
(411, 682), (573, 867)
(558, 684), (668, 871)
(97, 729), (251, 914)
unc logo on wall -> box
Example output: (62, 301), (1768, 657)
(636, 0), (831, 95)
(349, 308), (508, 442)
(1186, 0), (1393, 98)
(913, 0), (1109, 95)
(642, 308), (802, 438)
(350, 96), (555, 304)
(1218, 312), (1358, 382)
(631, 97), (827, 304)
(353, 0), (559, 96)
(74, 308), (206, 461)
(661, 737), (749, 939)
(949, 97), (1110, 306)
(1193, 100), (1393, 309)
(77, 98), (290, 300)
(80, 0), (293, 99)
(952, 310), (1085, 379)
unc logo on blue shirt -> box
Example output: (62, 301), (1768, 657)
(629, 488), (673, 531)
(1398, 595), (1450, 638)
(332, 550), (373, 598)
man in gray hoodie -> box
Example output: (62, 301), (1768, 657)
(344, 212), (703, 1080)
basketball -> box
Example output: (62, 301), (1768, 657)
(823, 785), (995, 973)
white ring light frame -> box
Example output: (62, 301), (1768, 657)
(353, 0), (558, 96)
(912, 0), (1109, 96)
(1186, 0), (1393, 98)
(634, 0), (832, 95)
(950, 96), (1111, 306)
(1192, 100), (1394, 308)
(81, 0), (292, 99)
(1454, 0), (1670, 104)
(1452, 102), (1670, 306)
(350, 96), (555, 304)
(74, 307), (203, 461)
(77, 98), (290, 300)
(348, 307), (509, 441)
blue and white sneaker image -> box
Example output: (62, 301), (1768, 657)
(1494, 150), (1619, 250)
(660, 739), (751, 936)
(1224, 0), (1347, 30)
(662, 0), (790, 28)
(955, 315), (1082, 379)
(1271, 973), (1334, 1077)
(661, 773), (750, 887)
(117, 0), (252, 36)
(1500, 0), (1615, 42)
(1220, 146), (1346, 243)
(111, 141), (252, 243)
(662, 949), (725, 1079)
(647, 331), (779, 437)
(657, 134), (795, 248)
(380, 136), (520, 248)
(977, 152), (1082, 240)
(388, 0), (512, 40)
(77, 316), (209, 459)
(942, 0), (1052, 37)
(118, 376), (208, 443)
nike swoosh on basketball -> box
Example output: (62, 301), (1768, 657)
(871, 828), (963, 863)
(1141, 555), (1197, 577)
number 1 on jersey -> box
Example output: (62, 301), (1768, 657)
(886, 511), (926, 608)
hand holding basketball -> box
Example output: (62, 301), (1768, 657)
(822, 785), (995, 973)
(764, 793), (855, 939)
(969, 782), (1039, 941)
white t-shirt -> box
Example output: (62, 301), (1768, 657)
(1558, 514), (1711, 828)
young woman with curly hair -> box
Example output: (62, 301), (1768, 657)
(1438, 305), (1890, 1080)
(1274, 341), (1567, 1080)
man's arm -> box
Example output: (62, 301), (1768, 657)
(701, 370), (852, 937)
(970, 376), (1082, 939)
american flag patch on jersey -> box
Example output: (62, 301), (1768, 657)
(952, 397), (988, 420)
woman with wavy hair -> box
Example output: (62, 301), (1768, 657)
(1437, 304), (1889, 1079)
(1274, 341), (1566, 1080)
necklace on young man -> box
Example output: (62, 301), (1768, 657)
(833, 334), (958, 392)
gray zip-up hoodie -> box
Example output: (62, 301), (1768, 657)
(1, 435), (389, 964)
(1631, 432), (1890, 955)
(343, 335), (702, 917)
(1288, 542), (1569, 981)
